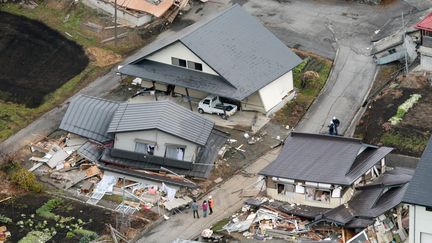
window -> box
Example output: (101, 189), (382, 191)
(203, 99), (210, 105)
(277, 183), (294, 195)
(305, 187), (330, 203)
(187, 61), (203, 71)
(165, 145), (185, 160)
(135, 142), (155, 155)
(171, 57), (187, 67)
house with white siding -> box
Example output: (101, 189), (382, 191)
(403, 137), (432, 243)
(118, 4), (302, 116)
(59, 95), (227, 183)
(259, 132), (393, 209)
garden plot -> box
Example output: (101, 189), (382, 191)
(0, 193), (149, 242)
(355, 72), (432, 156)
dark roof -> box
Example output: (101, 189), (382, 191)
(259, 132), (393, 185)
(107, 100), (214, 146)
(60, 95), (119, 143)
(77, 141), (105, 163)
(101, 129), (227, 178)
(403, 136), (432, 207)
(118, 4), (302, 101)
(99, 164), (198, 188)
(312, 167), (414, 228)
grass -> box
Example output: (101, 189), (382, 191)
(0, 2), (144, 142)
(274, 55), (332, 126)
(211, 218), (230, 232)
(36, 198), (63, 220)
(102, 194), (124, 204)
(380, 131), (428, 155)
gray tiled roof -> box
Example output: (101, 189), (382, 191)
(107, 100), (214, 146)
(259, 132), (393, 185)
(77, 141), (104, 163)
(118, 4), (302, 101)
(60, 95), (120, 143)
(403, 136), (432, 208)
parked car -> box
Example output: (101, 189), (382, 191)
(198, 95), (238, 119)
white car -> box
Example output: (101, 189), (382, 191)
(197, 95), (238, 119)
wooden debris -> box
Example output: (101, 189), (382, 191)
(101, 32), (128, 44)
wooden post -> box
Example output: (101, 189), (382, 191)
(185, 88), (193, 111)
(153, 81), (158, 101)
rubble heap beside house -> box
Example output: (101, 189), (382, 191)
(403, 136), (432, 243)
(27, 94), (227, 224)
(204, 132), (414, 242)
(118, 4), (302, 116)
(82, 0), (189, 27)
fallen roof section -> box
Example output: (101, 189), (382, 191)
(403, 136), (432, 208)
(60, 95), (120, 143)
(312, 167), (414, 228)
(118, 4), (302, 101)
(107, 100), (214, 146)
(112, 0), (174, 18)
(259, 132), (393, 185)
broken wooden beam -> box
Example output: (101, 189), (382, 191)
(101, 32), (128, 44)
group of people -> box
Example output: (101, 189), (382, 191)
(191, 196), (214, 219)
(328, 116), (340, 135)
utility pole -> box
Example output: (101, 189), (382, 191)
(402, 12), (408, 75)
(114, 0), (118, 47)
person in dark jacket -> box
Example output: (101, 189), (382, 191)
(191, 199), (199, 219)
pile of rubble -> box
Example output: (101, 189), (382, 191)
(27, 134), (195, 217)
(220, 198), (342, 242)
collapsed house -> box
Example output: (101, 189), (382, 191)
(117, 4), (302, 115)
(83, 0), (187, 27)
(311, 167), (413, 234)
(59, 95), (227, 186)
(259, 132), (393, 209)
(403, 136), (432, 243)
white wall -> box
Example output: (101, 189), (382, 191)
(409, 205), (432, 243)
(258, 70), (294, 113)
(146, 41), (219, 76)
(241, 91), (266, 113)
(114, 130), (198, 162)
(82, 0), (152, 27)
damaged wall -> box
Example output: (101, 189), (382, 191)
(114, 130), (199, 162)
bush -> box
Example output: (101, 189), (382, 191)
(0, 214), (12, 224)
(74, 229), (98, 243)
(10, 167), (43, 193)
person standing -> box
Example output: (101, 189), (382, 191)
(208, 196), (214, 215)
(191, 199), (199, 219)
(202, 200), (208, 218)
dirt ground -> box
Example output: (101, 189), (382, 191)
(355, 71), (432, 156)
(0, 11), (88, 108)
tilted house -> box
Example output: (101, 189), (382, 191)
(118, 4), (302, 115)
(259, 132), (393, 209)
(60, 95), (226, 187)
(403, 136), (432, 243)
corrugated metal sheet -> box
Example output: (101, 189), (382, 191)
(403, 137), (432, 208)
(260, 132), (391, 185)
(108, 100), (214, 146)
(77, 141), (105, 163)
(118, 4), (302, 101)
(60, 95), (120, 143)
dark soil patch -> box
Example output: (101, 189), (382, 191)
(0, 11), (88, 108)
(0, 193), (113, 242)
(355, 73), (432, 156)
